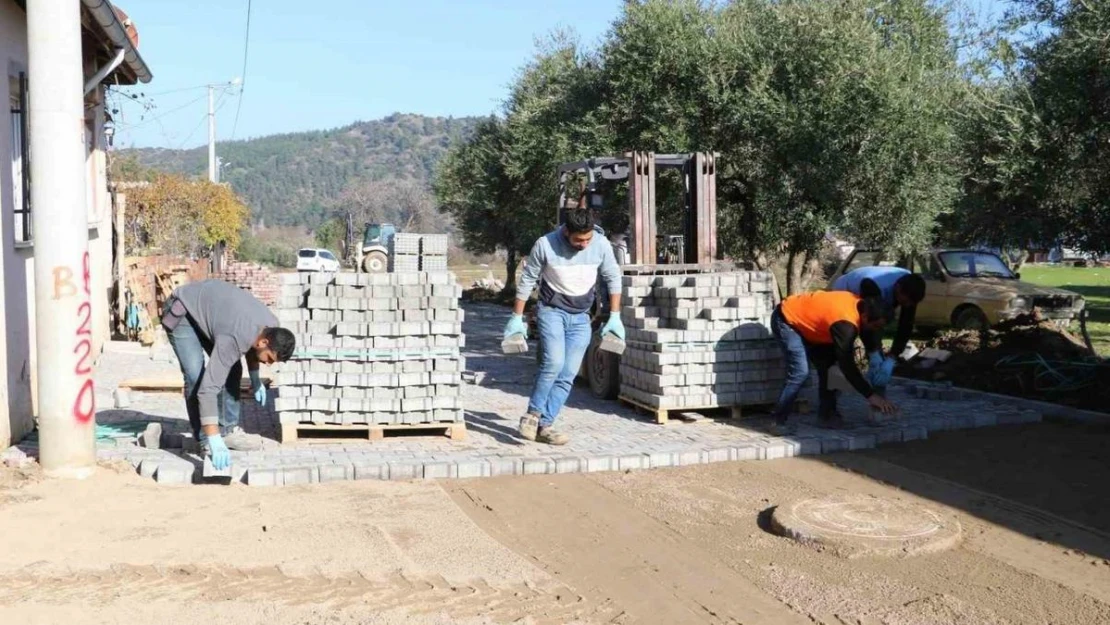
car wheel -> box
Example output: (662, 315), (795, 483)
(953, 306), (989, 332)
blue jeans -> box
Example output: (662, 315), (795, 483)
(770, 306), (810, 422)
(164, 307), (242, 439)
(529, 303), (592, 427)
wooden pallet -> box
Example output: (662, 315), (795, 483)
(280, 421), (466, 444)
(118, 374), (271, 392)
(619, 395), (808, 425)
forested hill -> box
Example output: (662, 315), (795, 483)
(117, 113), (483, 229)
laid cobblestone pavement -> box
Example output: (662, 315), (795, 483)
(2, 303), (1042, 485)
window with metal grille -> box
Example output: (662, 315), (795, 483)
(9, 72), (31, 242)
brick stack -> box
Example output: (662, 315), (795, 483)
(271, 271), (466, 428)
(221, 261), (279, 306)
(389, 233), (449, 273)
(618, 271), (784, 412)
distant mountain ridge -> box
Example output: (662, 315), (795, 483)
(118, 113), (483, 229)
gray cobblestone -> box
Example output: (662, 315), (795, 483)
(387, 462), (418, 481)
(319, 463), (354, 482)
(55, 302), (1051, 488)
(247, 467), (280, 487)
(283, 465), (319, 485)
(523, 458), (555, 475)
(456, 460), (489, 479)
(422, 462), (454, 479)
(155, 461), (194, 484)
(353, 462), (382, 480)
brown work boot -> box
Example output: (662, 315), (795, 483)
(536, 426), (569, 446)
(518, 413), (539, 441)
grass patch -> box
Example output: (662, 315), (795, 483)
(1018, 265), (1110, 356)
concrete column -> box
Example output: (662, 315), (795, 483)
(28, 0), (96, 478)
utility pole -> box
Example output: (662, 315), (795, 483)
(207, 85), (217, 182)
(27, 0), (95, 478)
(207, 78), (239, 184)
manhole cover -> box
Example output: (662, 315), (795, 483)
(769, 494), (962, 558)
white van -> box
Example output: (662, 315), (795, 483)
(296, 248), (340, 272)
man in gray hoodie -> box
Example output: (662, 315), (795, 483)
(162, 280), (296, 468)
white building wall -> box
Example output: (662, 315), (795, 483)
(0, 0), (35, 448)
(0, 2), (120, 447)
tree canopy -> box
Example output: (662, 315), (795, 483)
(125, 174), (250, 257)
(945, 0), (1110, 254)
(435, 0), (967, 293)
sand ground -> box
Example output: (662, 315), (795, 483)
(1, 421), (1108, 625)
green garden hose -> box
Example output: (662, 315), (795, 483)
(994, 352), (1107, 394)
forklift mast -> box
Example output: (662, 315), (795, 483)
(555, 152), (718, 267)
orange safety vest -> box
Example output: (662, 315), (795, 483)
(780, 291), (861, 345)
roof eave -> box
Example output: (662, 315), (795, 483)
(80, 0), (152, 85)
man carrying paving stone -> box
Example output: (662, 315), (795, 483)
(505, 209), (624, 445)
(831, 266), (926, 389)
(769, 290), (898, 434)
(162, 280), (296, 469)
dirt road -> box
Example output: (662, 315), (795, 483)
(449, 455), (1110, 625)
(1, 421), (1108, 624)
(0, 463), (620, 625)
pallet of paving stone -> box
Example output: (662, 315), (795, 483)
(616, 269), (790, 424)
(279, 420), (466, 444)
(271, 270), (467, 432)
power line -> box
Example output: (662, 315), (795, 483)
(230, 0), (253, 141)
(178, 89), (231, 150)
(141, 83), (213, 97)
(111, 92), (209, 131)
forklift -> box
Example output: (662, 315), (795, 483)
(532, 152), (724, 399)
(343, 211), (396, 273)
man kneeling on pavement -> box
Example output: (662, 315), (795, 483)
(769, 290), (898, 434)
(504, 209), (624, 445)
(162, 279), (296, 469)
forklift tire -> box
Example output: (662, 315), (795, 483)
(586, 341), (620, 400)
(362, 251), (388, 274)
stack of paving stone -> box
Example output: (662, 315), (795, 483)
(220, 261), (280, 306)
(618, 271), (784, 414)
(271, 271), (466, 432)
(389, 233), (449, 273)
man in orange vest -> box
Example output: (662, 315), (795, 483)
(769, 291), (898, 434)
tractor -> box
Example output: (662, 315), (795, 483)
(343, 211), (396, 273)
(529, 152), (723, 399)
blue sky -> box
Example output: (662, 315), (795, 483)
(109, 0), (1011, 150)
(109, 0), (623, 149)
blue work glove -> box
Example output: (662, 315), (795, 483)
(879, 357), (896, 383)
(600, 315), (625, 341)
(869, 357), (896, 388)
(249, 370), (266, 405)
(504, 314), (527, 340)
(206, 433), (231, 470)
(868, 351), (885, 373)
